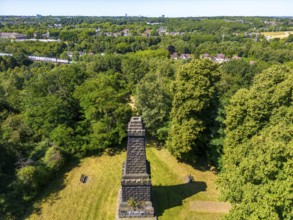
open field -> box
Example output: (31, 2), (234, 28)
(25, 147), (228, 220)
(261, 31), (293, 39)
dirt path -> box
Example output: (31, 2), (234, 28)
(189, 201), (231, 213)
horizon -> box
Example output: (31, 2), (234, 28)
(1, 15), (293, 18)
(0, 0), (292, 17)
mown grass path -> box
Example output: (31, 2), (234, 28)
(26, 148), (226, 220)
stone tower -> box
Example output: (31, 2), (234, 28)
(118, 117), (155, 218)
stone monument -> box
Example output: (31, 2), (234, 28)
(118, 117), (155, 218)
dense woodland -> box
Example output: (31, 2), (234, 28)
(0, 16), (292, 219)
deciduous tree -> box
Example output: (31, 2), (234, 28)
(167, 59), (220, 160)
(219, 64), (293, 219)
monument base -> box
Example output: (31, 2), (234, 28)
(117, 189), (156, 219)
(117, 217), (157, 220)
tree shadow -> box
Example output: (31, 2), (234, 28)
(153, 181), (207, 217)
(102, 146), (126, 156)
(21, 159), (81, 220)
(178, 153), (218, 173)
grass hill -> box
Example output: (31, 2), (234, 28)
(25, 147), (229, 220)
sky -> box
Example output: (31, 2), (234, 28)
(0, 0), (292, 17)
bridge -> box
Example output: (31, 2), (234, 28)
(0, 52), (13, 56)
(0, 52), (70, 64)
(28, 56), (70, 64)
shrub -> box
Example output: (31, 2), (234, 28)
(43, 146), (64, 171)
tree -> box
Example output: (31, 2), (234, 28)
(43, 146), (64, 171)
(73, 73), (131, 150)
(135, 58), (174, 141)
(22, 64), (87, 140)
(17, 165), (48, 191)
(207, 60), (269, 167)
(286, 34), (293, 42)
(116, 42), (130, 54)
(167, 59), (220, 160)
(17, 165), (38, 187)
(71, 51), (80, 61)
(121, 54), (149, 91)
(87, 54), (122, 73)
(167, 45), (175, 54)
(218, 64), (293, 219)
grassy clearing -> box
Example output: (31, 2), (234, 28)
(261, 31), (293, 39)
(25, 147), (225, 220)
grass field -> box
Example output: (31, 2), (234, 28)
(25, 147), (227, 220)
(261, 31), (293, 39)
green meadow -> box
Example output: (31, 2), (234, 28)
(25, 147), (227, 220)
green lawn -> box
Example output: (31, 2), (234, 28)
(25, 147), (226, 220)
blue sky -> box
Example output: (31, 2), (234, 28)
(0, 0), (291, 17)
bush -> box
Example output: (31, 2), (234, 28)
(43, 146), (64, 171)
(17, 164), (51, 188)
(17, 165), (39, 189)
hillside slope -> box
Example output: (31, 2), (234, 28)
(26, 147), (227, 220)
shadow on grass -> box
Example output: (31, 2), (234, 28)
(146, 140), (217, 173)
(153, 181), (207, 217)
(21, 159), (81, 220)
(102, 146), (126, 156)
(20, 145), (125, 220)
(177, 152), (218, 173)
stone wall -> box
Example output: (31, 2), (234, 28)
(122, 186), (151, 202)
(125, 137), (147, 174)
